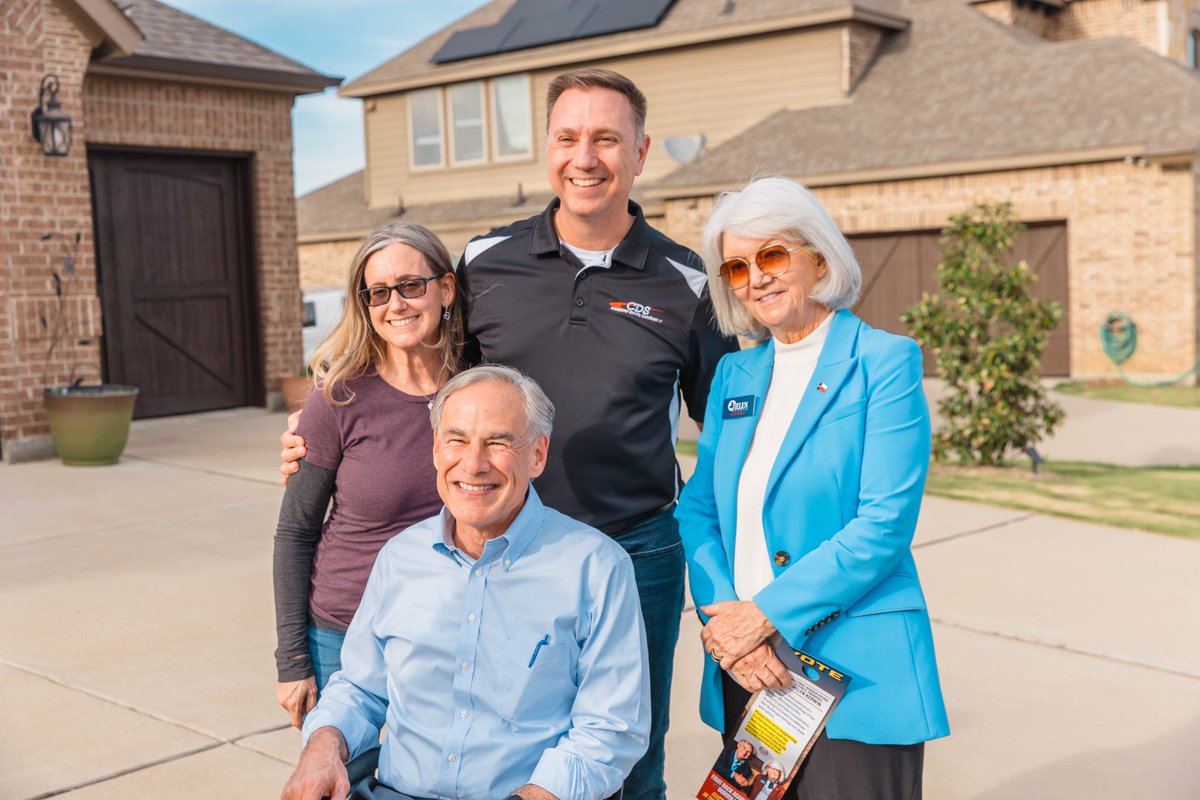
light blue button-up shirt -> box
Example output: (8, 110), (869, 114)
(302, 486), (650, 800)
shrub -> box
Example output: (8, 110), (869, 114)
(902, 202), (1064, 465)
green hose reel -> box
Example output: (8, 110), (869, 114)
(1100, 311), (1198, 386)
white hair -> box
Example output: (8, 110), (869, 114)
(429, 364), (555, 440)
(701, 177), (862, 341)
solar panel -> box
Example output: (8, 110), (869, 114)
(434, 20), (519, 63)
(576, 0), (676, 38)
(431, 0), (678, 64)
(502, 3), (596, 52)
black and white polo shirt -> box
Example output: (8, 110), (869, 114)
(457, 199), (738, 531)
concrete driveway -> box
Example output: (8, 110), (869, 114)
(1, 403), (1197, 799)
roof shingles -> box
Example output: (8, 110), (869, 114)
(344, 0), (907, 94)
(657, 0), (1200, 189)
(95, 0), (339, 91)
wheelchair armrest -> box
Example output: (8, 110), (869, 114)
(345, 746), (380, 785)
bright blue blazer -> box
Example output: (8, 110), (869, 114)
(676, 309), (950, 745)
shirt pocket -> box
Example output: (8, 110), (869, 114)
(497, 643), (577, 725)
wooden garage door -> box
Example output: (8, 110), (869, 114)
(89, 150), (261, 417)
(848, 223), (1070, 376)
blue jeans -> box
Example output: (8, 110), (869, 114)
(308, 624), (346, 694)
(611, 506), (686, 800)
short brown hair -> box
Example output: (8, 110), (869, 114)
(545, 67), (647, 137)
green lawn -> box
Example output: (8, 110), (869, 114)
(677, 440), (1200, 538)
(1055, 380), (1200, 409)
(925, 460), (1200, 538)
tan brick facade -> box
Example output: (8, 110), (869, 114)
(844, 22), (885, 93)
(1, 0), (306, 461)
(661, 160), (1198, 380)
(298, 238), (361, 288)
(976, 0), (1200, 61)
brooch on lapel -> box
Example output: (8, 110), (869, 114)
(817, 383), (828, 393)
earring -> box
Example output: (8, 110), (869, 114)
(442, 307), (451, 321)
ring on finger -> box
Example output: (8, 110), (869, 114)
(709, 648), (721, 663)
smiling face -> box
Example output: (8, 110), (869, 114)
(765, 765), (782, 782)
(735, 741), (753, 760)
(362, 242), (453, 355)
(433, 381), (549, 550)
(546, 87), (649, 239)
(721, 233), (829, 344)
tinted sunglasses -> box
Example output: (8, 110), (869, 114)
(718, 244), (803, 290)
(359, 275), (441, 307)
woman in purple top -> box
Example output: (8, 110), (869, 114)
(272, 222), (463, 728)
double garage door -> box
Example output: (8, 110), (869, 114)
(847, 223), (1070, 376)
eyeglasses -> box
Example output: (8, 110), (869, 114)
(718, 244), (803, 290)
(359, 275), (442, 307)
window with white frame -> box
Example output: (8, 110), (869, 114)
(409, 88), (443, 168)
(450, 81), (486, 164)
(407, 75), (533, 169)
(491, 74), (532, 159)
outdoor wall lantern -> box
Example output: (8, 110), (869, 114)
(30, 75), (73, 157)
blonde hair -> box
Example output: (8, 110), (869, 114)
(310, 222), (464, 405)
(701, 177), (862, 342)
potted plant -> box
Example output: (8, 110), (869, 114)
(278, 367), (314, 412)
(39, 231), (138, 466)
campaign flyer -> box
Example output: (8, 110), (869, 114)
(696, 642), (851, 800)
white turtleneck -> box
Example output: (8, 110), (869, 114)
(733, 313), (833, 601)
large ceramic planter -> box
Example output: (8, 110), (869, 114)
(43, 384), (139, 466)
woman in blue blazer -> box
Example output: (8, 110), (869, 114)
(676, 178), (949, 799)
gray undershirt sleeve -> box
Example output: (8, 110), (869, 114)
(273, 460), (336, 682)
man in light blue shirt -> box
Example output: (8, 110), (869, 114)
(281, 365), (650, 800)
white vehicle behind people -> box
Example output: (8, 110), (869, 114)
(301, 286), (344, 366)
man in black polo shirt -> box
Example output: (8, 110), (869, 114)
(282, 68), (736, 800)
(457, 69), (736, 800)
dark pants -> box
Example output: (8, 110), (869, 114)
(721, 672), (924, 800)
(611, 506), (685, 800)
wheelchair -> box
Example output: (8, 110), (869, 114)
(331, 746), (622, 800)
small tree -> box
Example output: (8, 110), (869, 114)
(902, 202), (1064, 465)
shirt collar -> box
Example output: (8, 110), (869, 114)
(530, 198), (651, 271)
(430, 484), (546, 570)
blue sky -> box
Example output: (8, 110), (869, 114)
(164, 0), (488, 196)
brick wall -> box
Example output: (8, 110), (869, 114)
(974, 0), (1181, 59)
(298, 238), (361, 288)
(1051, 0), (1164, 52)
(661, 160), (1197, 380)
(974, 0), (1055, 37)
(1, 0), (306, 461)
(0, 0), (99, 461)
(844, 22), (885, 93)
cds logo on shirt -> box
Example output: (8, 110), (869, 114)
(609, 300), (664, 324)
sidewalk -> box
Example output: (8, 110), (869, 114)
(1, 405), (1197, 799)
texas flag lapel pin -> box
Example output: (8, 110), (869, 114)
(817, 382), (828, 393)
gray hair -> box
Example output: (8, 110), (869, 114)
(701, 177), (862, 341)
(429, 364), (555, 440)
